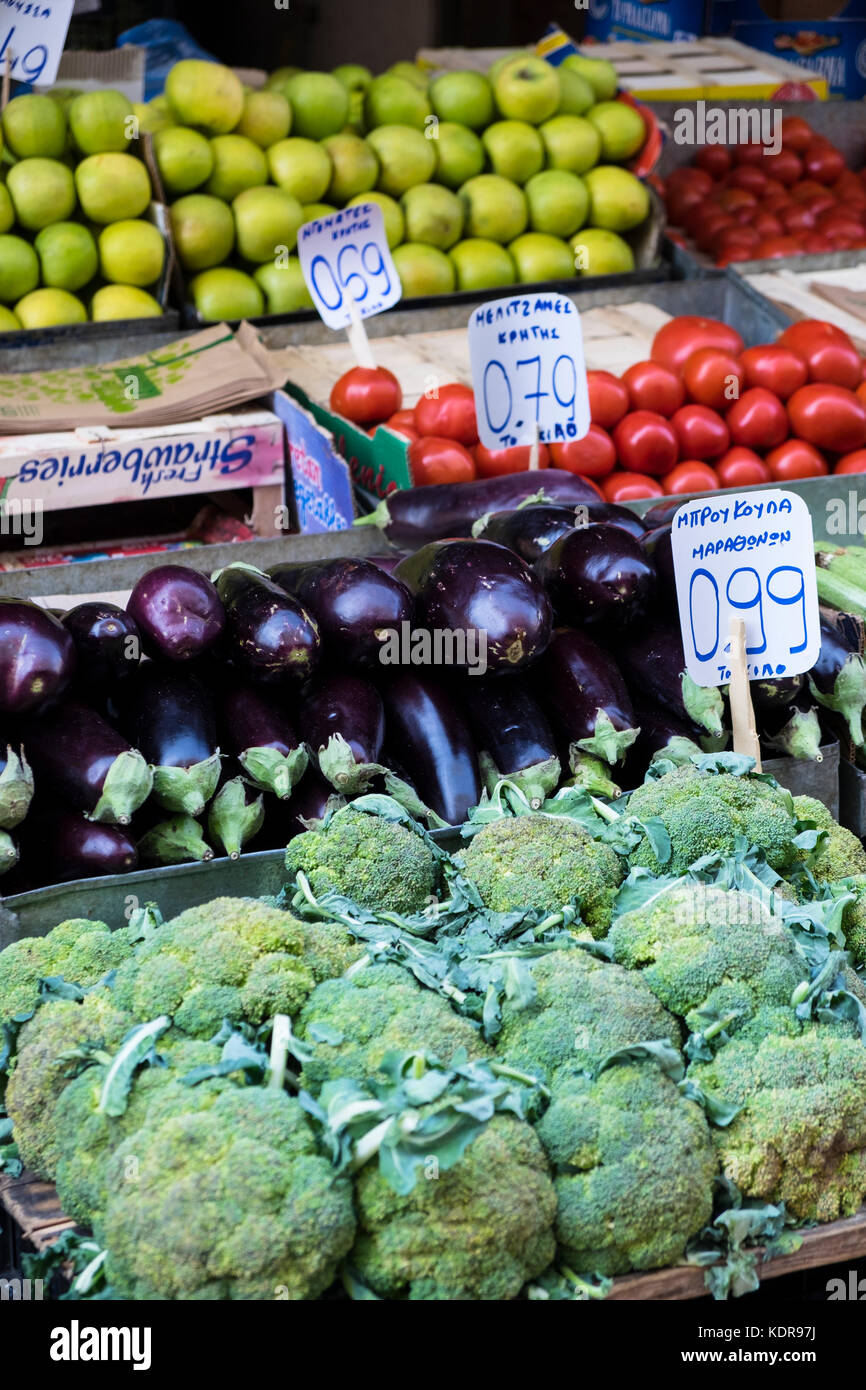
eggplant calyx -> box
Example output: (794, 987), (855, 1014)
(479, 750), (561, 810)
(151, 752), (222, 817)
(381, 771), (450, 830)
(239, 744), (309, 800)
(208, 777), (265, 860)
(89, 750), (153, 825)
(318, 733), (385, 796)
(210, 559), (265, 585)
(681, 672), (725, 739)
(0, 745), (34, 830)
(808, 655), (866, 748)
(565, 750), (621, 800)
(648, 736), (704, 771)
(353, 499), (391, 530)
(138, 814), (213, 866)
(764, 708), (824, 764)
(575, 710), (639, 766)
(0, 828), (18, 875)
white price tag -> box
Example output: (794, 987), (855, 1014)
(671, 488), (820, 689)
(0, 0), (74, 87)
(467, 293), (590, 451)
(297, 203), (401, 330)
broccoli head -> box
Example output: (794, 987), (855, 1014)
(793, 795), (866, 884)
(455, 815), (625, 938)
(297, 962), (490, 1092)
(536, 1062), (717, 1276)
(626, 766), (797, 875)
(101, 1085), (356, 1299)
(607, 884), (805, 1034)
(352, 1112), (556, 1300)
(689, 1022), (866, 1222)
(838, 875), (866, 969)
(0, 918), (132, 1024)
(497, 948), (680, 1089)
(284, 807), (440, 914)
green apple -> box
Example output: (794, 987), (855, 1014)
(254, 258), (313, 313)
(232, 185), (304, 263)
(524, 170), (588, 238)
(570, 227), (634, 275)
(366, 124), (435, 197)
(91, 285), (162, 319)
(134, 100), (175, 134)
(2, 94), (67, 158)
(267, 137), (332, 203)
(15, 287), (86, 327)
(0, 234), (39, 302)
(433, 122), (484, 189)
(0, 305), (20, 329)
(321, 132), (378, 203)
(459, 174), (528, 244)
(584, 165), (649, 231)
(508, 231), (575, 282)
(562, 53), (618, 102)
(587, 101), (646, 162)
(302, 202), (338, 221)
(284, 72), (349, 139)
(8, 158), (76, 229)
(205, 134), (268, 201)
(449, 238), (516, 291)
(235, 89), (291, 148)
(36, 222), (98, 291)
(401, 183), (464, 250)
(98, 218), (165, 286)
(165, 59), (244, 134)
(69, 89), (134, 154)
(170, 193), (235, 270)
(481, 120), (544, 185)
(153, 126), (214, 195)
(556, 66), (595, 116)
(488, 52), (528, 84)
(392, 242), (455, 297)
(539, 114), (601, 174)
(265, 66), (300, 92)
(333, 64), (373, 93)
(190, 266), (264, 321)
(387, 62), (429, 92)
(74, 152), (151, 223)
(493, 56), (560, 126)
(430, 71), (494, 131)
(346, 190), (404, 247)
(364, 75), (431, 132)
(0, 185), (13, 235)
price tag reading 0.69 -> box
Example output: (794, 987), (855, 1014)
(297, 204), (402, 330)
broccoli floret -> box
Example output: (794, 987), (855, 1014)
(496, 949), (680, 1089)
(5, 990), (133, 1177)
(352, 1112), (556, 1300)
(607, 884), (804, 1034)
(455, 815), (625, 938)
(838, 876), (866, 968)
(536, 1062), (717, 1276)
(285, 808), (440, 914)
(297, 963), (490, 1092)
(100, 1085), (356, 1299)
(689, 1023), (866, 1222)
(626, 766), (797, 874)
(792, 795), (866, 884)
(0, 918), (132, 1024)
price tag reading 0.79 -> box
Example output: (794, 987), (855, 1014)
(297, 203), (401, 330)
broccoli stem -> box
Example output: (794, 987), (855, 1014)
(268, 1014), (291, 1092)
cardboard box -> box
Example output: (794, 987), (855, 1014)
(732, 0), (866, 97)
(579, 0), (720, 45)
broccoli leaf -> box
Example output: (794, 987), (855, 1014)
(98, 1017), (171, 1117)
(686, 1179), (796, 1301)
(597, 1038), (684, 1082)
(525, 1267), (613, 1301)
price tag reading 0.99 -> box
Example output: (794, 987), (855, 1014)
(297, 203), (401, 330)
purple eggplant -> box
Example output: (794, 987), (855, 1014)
(641, 525), (675, 603)
(357, 469), (601, 548)
(269, 557), (413, 669)
(535, 524), (657, 630)
(474, 502), (645, 564)
(214, 563), (320, 684)
(48, 811), (138, 882)
(298, 672), (385, 795)
(23, 702), (152, 825)
(126, 565), (225, 662)
(0, 600), (75, 714)
(622, 701), (706, 789)
(808, 616), (866, 747)
(613, 620), (725, 740)
(62, 602), (142, 687)
(380, 671), (481, 826)
(641, 498), (682, 530)
(221, 684), (308, 799)
(0, 744), (33, 829)
(364, 554), (404, 576)
(121, 666), (220, 816)
(460, 677), (559, 806)
(535, 628), (638, 766)
(394, 540), (552, 675)
(751, 675), (803, 710)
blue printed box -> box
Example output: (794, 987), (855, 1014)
(584, 0), (719, 43)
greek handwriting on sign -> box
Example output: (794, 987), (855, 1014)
(297, 203), (402, 329)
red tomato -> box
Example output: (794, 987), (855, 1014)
(330, 366), (402, 426)
(765, 439), (828, 481)
(682, 347), (746, 411)
(762, 179), (787, 198)
(715, 447), (771, 487)
(739, 345), (808, 400)
(782, 116), (815, 152)
(713, 226), (759, 260)
(667, 187), (705, 226)
(803, 141), (846, 185)
(733, 142), (767, 167)
(621, 360), (685, 417)
(695, 146), (731, 178)
(474, 441), (550, 477)
(413, 383), (478, 447)
(778, 320), (862, 389)
(718, 186), (757, 213)
(754, 235), (803, 258)
(408, 436), (476, 486)
(548, 426), (615, 479)
(725, 387), (788, 450)
(788, 384), (866, 452)
(834, 450), (866, 474)
(382, 411), (419, 442)
(727, 165), (767, 195)
(857, 380), (866, 410)
(612, 411), (679, 476)
(781, 205), (815, 234)
(694, 213), (737, 253)
(790, 179), (829, 202)
(801, 232), (834, 254)
(602, 471), (664, 503)
(587, 369), (630, 430)
(752, 213), (784, 238)
(671, 404), (730, 460)
(667, 165), (715, 196)
(764, 149), (803, 186)
(651, 316), (744, 375)
(662, 461), (720, 494)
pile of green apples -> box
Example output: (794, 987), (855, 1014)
(0, 88), (167, 329)
(146, 51), (652, 321)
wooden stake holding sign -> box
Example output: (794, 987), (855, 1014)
(727, 618), (762, 768)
